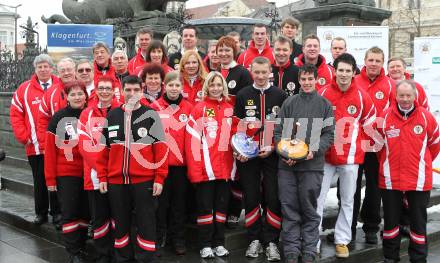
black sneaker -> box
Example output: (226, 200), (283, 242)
(365, 232), (378, 244)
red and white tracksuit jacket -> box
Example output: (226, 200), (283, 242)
(150, 96), (193, 166)
(319, 78), (376, 165)
(96, 104), (168, 185)
(37, 82), (68, 148)
(237, 40), (275, 70)
(185, 97), (235, 183)
(10, 74), (60, 156)
(378, 104), (440, 191)
(78, 100), (121, 190)
(128, 49), (146, 74)
(93, 60), (118, 87)
(44, 106), (84, 188)
(295, 54), (334, 91)
(182, 77), (204, 105)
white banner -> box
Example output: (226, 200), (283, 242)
(317, 26), (389, 69)
(414, 37), (440, 187)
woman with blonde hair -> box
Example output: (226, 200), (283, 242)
(185, 71), (235, 258)
(179, 50), (208, 105)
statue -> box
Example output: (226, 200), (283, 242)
(163, 31), (181, 56)
(114, 37), (128, 54)
(42, 0), (187, 24)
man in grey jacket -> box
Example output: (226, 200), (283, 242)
(274, 64), (335, 263)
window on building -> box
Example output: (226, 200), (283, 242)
(0, 31), (8, 49)
(408, 0), (421, 9)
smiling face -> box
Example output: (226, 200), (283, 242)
(35, 62), (53, 83)
(182, 28), (197, 50)
(150, 48), (164, 64)
(96, 81), (114, 105)
(303, 38), (320, 62)
(388, 60), (405, 81)
(93, 47), (110, 67)
(396, 82), (416, 110)
(331, 39), (346, 60)
(76, 62), (93, 84)
(183, 54), (199, 77)
(274, 41), (292, 66)
(57, 60), (76, 84)
(298, 71), (317, 93)
(138, 33), (152, 52)
(335, 61), (355, 91)
(252, 26), (267, 48)
(364, 52), (384, 79)
(207, 76), (224, 99)
(217, 44), (235, 65)
(144, 73), (162, 94)
(112, 52), (128, 73)
(208, 45), (220, 65)
(165, 79), (182, 101)
(67, 86), (87, 109)
(251, 62), (271, 88)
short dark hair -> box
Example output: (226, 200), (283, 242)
(226, 31), (240, 38)
(253, 23), (267, 32)
(251, 56), (271, 70)
(140, 63), (165, 82)
(122, 75), (142, 89)
(303, 34), (320, 46)
(136, 27), (154, 38)
(298, 64), (318, 79)
(182, 25), (198, 36)
(274, 35), (293, 49)
(333, 53), (357, 72)
(281, 17), (300, 29)
(145, 40), (168, 64)
(388, 57), (407, 67)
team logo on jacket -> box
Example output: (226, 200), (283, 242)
(347, 105), (357, 115)
(287, 82), (296, 91)
(272, 106), (280, 115)
(197, 91), (203, 98)
(179, 114), (188, 122)
(293, 57), (299, 64)
(228, 80), (237, 89)
(318, 78), (326, 86)
(137, 127), (148, 138)
(413, 125), (424, 135)
(386, 128), (400, 138)
(206, 108), (215, 117)
(246, 109), (256, 117)
(247, 99), (254, 106)
(375, 91), (384, 100)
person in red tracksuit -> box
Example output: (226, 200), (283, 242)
(387, 57), (429, 110)
(45, 81), (89, 262)
(96, 75), (168, 262)
(139, 63), (165, 107)
(378, 80), (440, 263)
(353, 46), (396, 244)
(10, 54), (61, 226)
(185, 71), (235, 259)
(128, 27), (153, 74)
(179, 50), (208, 105)
(78, 76), (121, 262)
(295, 34), (334, 91)
(237, 23), (275, 70)
(150, 72), (193, 255)
(93, 42), (118, 87)
(37, 57), (76, 149)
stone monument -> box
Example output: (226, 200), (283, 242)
(291, 0), (391, 37)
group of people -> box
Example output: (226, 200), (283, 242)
(9, 16), (439, 263)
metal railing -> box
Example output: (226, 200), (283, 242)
(0, 49), (39, 92)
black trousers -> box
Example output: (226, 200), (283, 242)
(57, 176), (89, 255)
(88, 190), (113, 259)
(381, 189), (430, 262)
(156, 166), (188, 246)
(228, 180), (243, 218)
(352, 152), (381, 234)
(28, 154), (60, 216)
(108, 181), (156, 263)
(238, 153), (281, 245)
(196, 180), (230, 249)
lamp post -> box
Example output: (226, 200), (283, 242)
(0, 3), (22, 58)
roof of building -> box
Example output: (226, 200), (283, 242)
(187, 1), (230, 19)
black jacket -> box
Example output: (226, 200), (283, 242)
(225, 64), (253, 97)
(290, 41), (303, 63)
(272, 61), (300, 96)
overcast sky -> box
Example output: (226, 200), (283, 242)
(1, 0), (297, 46)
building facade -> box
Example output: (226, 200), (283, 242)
(0, 5), (16, 53)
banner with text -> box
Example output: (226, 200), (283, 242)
(47, 24), (113, 64)
(317, 26), (389, 69)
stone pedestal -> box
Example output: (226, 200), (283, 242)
(292, 0), (391, 38)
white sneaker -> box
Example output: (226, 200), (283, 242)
(200, 247), (215, 258)
(213, 246), (229, 257)
(317, 238), (321, 255)
(265, 242), (281, 261)
(246, 240), (263, 258)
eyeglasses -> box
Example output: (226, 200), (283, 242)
(97, 86), (113, 92)
(77, 68), (92, 73)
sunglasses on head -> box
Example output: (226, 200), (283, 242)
(78, 68), (92, 73)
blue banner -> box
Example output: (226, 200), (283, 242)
(47, 24), (113, 48)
